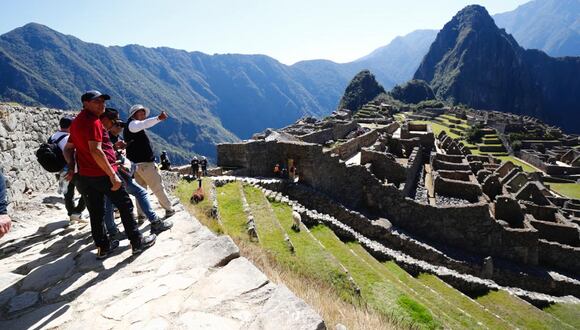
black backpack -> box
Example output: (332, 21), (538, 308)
(36, 134), (68, 172)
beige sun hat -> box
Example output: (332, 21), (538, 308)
(129, 104), (150, 118)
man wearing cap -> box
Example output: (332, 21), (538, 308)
(124, 104), (175, 219)
(99, 108), (173, 238)
(64, 91), (156, 259)
(50, 116), (86, 223)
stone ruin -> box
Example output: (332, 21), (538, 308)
(217, 110), (580, 305)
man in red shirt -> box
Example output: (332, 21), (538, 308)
(64, 90), (156, 259)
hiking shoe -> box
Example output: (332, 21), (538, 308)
(150, 218), (173, 235)
(69, 213), (88, 224)
(132, 234), (157, 255)
(164, 209), (176, 219)
(96, 240), (120, 260)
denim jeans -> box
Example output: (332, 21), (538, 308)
(76, 175), (141, 249)
(104, 170), (157, 234)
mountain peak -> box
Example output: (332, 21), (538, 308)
(413, 4), (580, 133)
(447, 4), (496, 31)
(7, 22), (55, 36)
(338, 70), (385, 112)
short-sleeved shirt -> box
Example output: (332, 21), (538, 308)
(49, 131), (69, 151)
(102, 130), (118, 167)
(69, 109), (117, 176)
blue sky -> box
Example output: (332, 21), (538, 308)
(0, 0), (529, 64)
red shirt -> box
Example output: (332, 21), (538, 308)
(69, 109), (118, 176)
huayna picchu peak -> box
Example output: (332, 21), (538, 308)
(414, 4), (580, 133)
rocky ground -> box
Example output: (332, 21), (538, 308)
(0, 190), (324, 329)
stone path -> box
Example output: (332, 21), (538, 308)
(0, 191), (324, 329)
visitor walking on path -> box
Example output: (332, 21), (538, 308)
(190, 157), (199, 178)
(99, 108), (173, 239)
(124, 104), (175, 219)
(0, 170), (12, 239)
(51, 116), (86, 223)
(200, 156), (208, 176)
(160, 151), (171, 171)
(64, 91), (156, 259)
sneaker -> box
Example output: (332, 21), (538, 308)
(96, 240), (120, 260)
(132, 234), (157, 255)
(69, 213), (88, 223)
(164, 209), (176, 219)
(150, 218), (173, 235)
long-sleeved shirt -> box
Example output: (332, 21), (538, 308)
(0, 171), (7, 215)
(128, 117), (160, 133)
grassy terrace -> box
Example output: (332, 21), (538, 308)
(176, 179), (579, 329)
(496, 156), (540, 173)
(548, 183), (580, 199)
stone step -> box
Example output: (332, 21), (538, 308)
(0, 191), (324, 329)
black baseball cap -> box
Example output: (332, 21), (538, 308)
(59, 116), (73, 129)
(81, 90), (111, 102)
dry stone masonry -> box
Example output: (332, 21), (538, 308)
(0, 103), (76, 210)
(217, 106), (580, 304)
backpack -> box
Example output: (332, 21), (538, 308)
(36, 134), (68, 172)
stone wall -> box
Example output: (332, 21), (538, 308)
(217, 140), (541, 266)
(360, 149), (406, 185)
(538, 239), (580, 275)
(401, 147), (423, 197)
(0, 104), (75, 210)
(529, 219), (579, 247)
(299, 121), (357, 144)
(433, 175), (482, 202)
(329, 129), (380, 160)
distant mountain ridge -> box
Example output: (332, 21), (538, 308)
(414, 5), (580, 133)
(0, 23), (437, 162)
(2, 1), (579, 160)
(0, 23), (331, 161)
(493, 0), (580, 57)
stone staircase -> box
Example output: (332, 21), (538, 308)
(0, 191), (324, 329)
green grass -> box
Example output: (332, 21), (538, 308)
(548, 183), (580, 199)
(543, 303), (580, 328)
(310, 226), (441, 329)
(215, 181), (247, 238)
(244, 185), (358, 302)
(347, 242), (512, 329)
(475, 290), (572, 329)
(175, 178), (223, 234)
(243, 184), (289, 255)
(411, 120), (461, 139)
(496, 156), (539, 173)
(397, 295), (438, 328)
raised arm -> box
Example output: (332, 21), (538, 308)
(128, 117), (161, 133)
